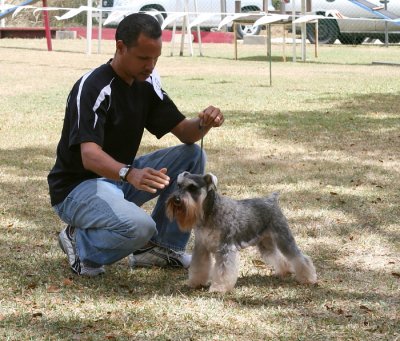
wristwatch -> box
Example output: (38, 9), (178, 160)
(119, 165), (132, 182)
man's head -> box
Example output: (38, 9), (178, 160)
(112, 13), (163, 83)
(115, 13), (162, 48)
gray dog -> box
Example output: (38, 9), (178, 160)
(166, 171), (317, 293)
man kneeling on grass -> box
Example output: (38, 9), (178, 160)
(47, 13), (224, 276)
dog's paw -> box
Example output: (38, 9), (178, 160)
(187, 280), (209, 289)
(274, 269), (293, 278)
(296, 272), (318, 285)
(209, 283), (231, 293)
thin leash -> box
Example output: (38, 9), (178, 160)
(199, 121), (205, 174)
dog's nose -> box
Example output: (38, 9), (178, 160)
(173, 195), (181, 205)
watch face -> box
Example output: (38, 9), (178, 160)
(119, 167), (129, 179)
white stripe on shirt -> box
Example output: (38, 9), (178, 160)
(76, 70), (94, 129)
(92, 78), (114, 129)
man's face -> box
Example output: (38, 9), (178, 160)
(116, 33), (162, 83)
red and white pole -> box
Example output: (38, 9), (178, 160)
(42, 0), (52, 51)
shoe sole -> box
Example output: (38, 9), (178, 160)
(129, 249), (189, 269)
(59, 229), (105, 277)
(58, 236), (66, 254)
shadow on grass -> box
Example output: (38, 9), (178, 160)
(0, 89), (399, 339)
(1, 255), (398, 340)
(0, 85), (398, 257)
(0, 146), (56, 225)
(199, 54), (290, 63)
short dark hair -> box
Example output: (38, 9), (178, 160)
(115, 13), (162, 48)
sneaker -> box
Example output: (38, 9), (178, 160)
(128, 246), (192, 269)
(58, 225), (105, 277)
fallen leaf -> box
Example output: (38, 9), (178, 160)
(392, 272), (400, 278)
(252, 259), (266, 268)
(325, 304), (346, 316)
(47, 285), (61, 293)
(336, 308), (344, 315)
(360, 305), (373, 313)
(330, 192), (338, 196)
(27, 283), (37, 289)
(63, 278), (73, 286)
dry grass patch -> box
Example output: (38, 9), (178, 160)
(0, 38), (399, 340)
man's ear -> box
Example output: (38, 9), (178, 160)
(204, 173), (218, 191)
(115, 40), (126, 54)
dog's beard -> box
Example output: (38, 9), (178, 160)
(166, 195), (204, 232)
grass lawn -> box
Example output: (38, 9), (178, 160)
(0, 38), (399, 340)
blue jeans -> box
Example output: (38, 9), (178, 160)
(53, 144), (205, 266)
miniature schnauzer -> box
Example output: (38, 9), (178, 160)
(166, 172), (317, 293)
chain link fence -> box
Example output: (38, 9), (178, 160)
(1, 0), (399, 44)
(98, 0), (400, 44)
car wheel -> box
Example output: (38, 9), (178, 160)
(235, 6), (262, 39)
(236, 24), (261, 39)
(306, 18), (339, 44)
(338, 34), (365, 45)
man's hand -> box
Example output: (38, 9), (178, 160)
(127, 167), (170, 193)
(198, 105), (224, 128)
(171, 105), (224, 144)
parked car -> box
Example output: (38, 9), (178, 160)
(99, 0), (275, 38)
(282, 0), (400, 44)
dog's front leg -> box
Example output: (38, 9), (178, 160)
(209, 247), (239, 293)
(188, 240), (212, 289)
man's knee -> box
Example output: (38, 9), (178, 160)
(123, 215), (157, 246)
(136, 217), (157, 244)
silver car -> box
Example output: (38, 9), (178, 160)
(282, 0), (400, 44)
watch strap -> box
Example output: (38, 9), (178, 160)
(121, 164), (132, 182)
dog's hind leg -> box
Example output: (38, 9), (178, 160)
(257, 234), (293, 277)
(188, 241), (212, 289)
(209, 247), (239, 293)
(290, 253), (317, 284)
(273, 222), (317, 284)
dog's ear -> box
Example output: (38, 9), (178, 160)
(177, 171), (190, 184)
(204, 173), (218, 191)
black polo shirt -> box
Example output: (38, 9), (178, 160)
(47, 61), (185, 206)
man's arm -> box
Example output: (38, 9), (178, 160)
(81, 142), (170, 194)
(171, 105), (224, 144)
